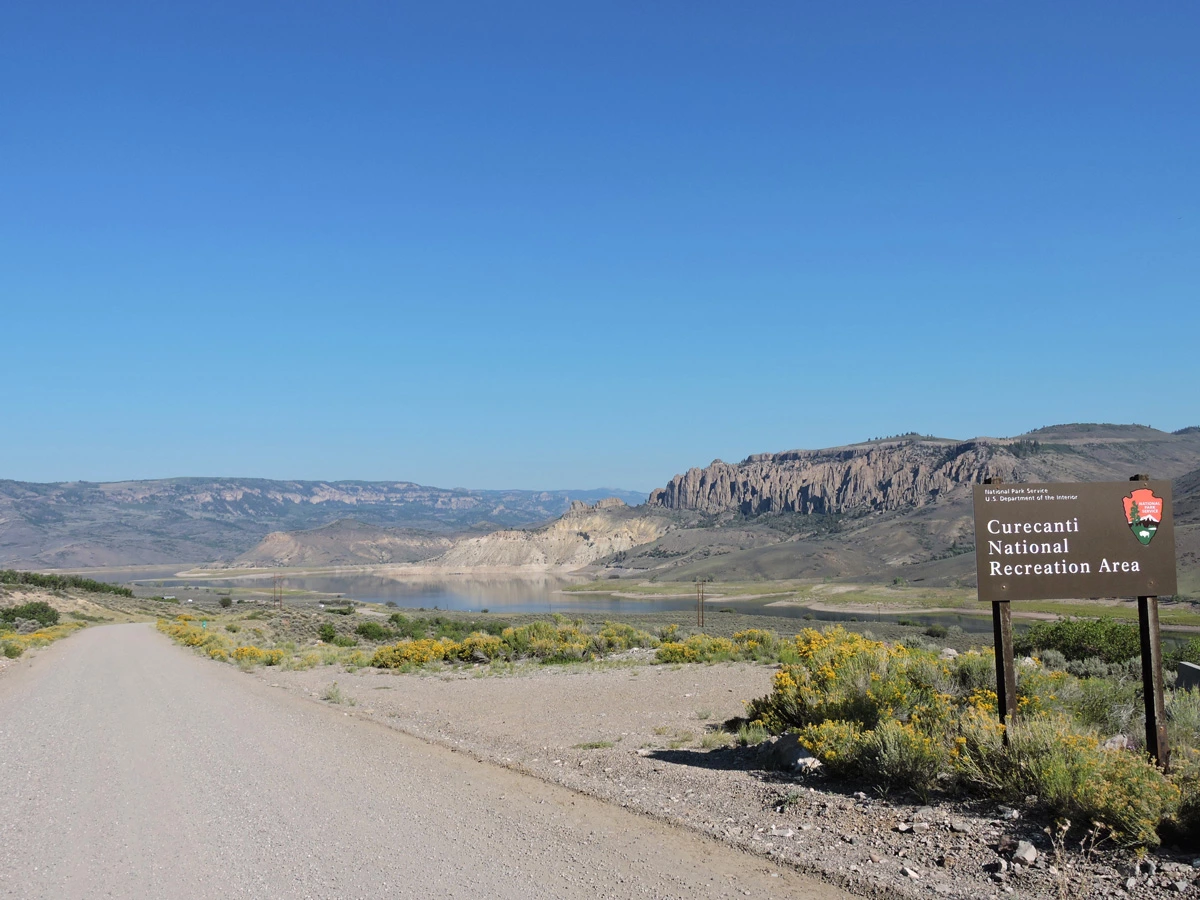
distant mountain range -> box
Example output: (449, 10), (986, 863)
(5, 424), (1198, 597)
(0, 479), (646, 567)
(218, 424), (1200, 596)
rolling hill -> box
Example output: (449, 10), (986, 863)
(0, 479), (646, 567)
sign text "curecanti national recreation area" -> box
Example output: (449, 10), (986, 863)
(971, 481), (1176, 602)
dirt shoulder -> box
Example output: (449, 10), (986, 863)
(246, 656), (1192, 900)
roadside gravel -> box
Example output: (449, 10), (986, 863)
(257, 651), (1200, 900)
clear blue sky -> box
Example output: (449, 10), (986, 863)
(3, 2), (1197, 494)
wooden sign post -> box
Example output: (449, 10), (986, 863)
(1133, 475), (1170, 770)
(972, 477), (1176, 770)
(984, 478), (1018, 732)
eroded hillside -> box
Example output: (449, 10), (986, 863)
(429, 499), (676, 570)
(234, 520), (454, 567)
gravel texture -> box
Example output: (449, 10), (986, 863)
(0, 624), (849, 900)
(256, 649), (1200, 900)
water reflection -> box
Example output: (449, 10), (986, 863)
(126, 570), (1005, 629)
(71, 568), (1144, 636)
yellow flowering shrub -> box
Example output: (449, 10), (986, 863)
(743, 625), (1178, 844)
(371, 638), (460, 668)
(0, 622), (84, 655)
(656, 641), (697, 663)
(233, 645), (266, 663)
(796, 720), (864, 776)
(655, 634), (735, 663)
(492, 622), (605, 662)
(733, 628), (773, 645)
(747, 627), (955, 734)
(458, 632), (504, 660)
(593, 622), (656, 652)
(1014, 663), (1073, 716)
(158, 618), (208, 647)
(344, 649), (373, 668)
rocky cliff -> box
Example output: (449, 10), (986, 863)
(649, 440), (1001, 516)
(648, 426), (1200, 519)
(430, 499), (674, 570)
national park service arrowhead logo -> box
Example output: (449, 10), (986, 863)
(1122, 487), (1163, 546)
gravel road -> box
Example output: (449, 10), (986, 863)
(0, 624), (851, 900)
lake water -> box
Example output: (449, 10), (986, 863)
(68, 567), (1200, 648)
(86, 568), (1003, 632)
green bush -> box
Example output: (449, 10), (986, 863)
(0, 601), (60, 628)
(1166, 749), (1200, 843)
(1074, 676), (1139, 735)
(385, 613), (509, 642)
(2, 642), (22, 658)
(736, 722), (768, 746)
(317, 622), (355, 646)
(1015, 617), (1140, 663)
(1039, 648), (1068, 670)
(1169, 637), (1200, 667)
(387, 613), (420, 637)
(1168, 687), (1200, 749)
(1065, 657), (1111, 679)
(0, 569), (132, 597)
(953, 650), (996, 693)
(219, 596), (233, 608)
(355, 620), (394, 641)
(859, 719), (947, 799)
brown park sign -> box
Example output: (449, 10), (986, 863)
(972, 481), (1176, 602)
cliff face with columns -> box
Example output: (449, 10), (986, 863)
(648, 440), (1011, 516)
(649, 426), (1200, 519)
